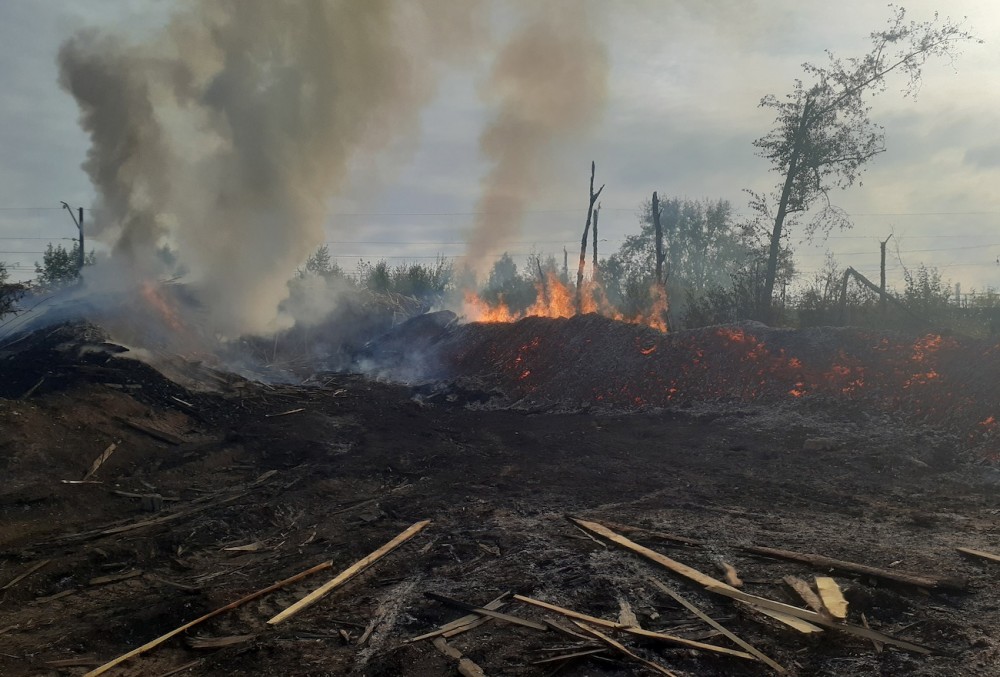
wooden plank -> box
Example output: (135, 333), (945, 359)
(408, 592), (509, 643)
(650, 580), (786, 674)
(815, 577), (848, 619)
(570, 519), (811, 635)
(753, 608), (823, 634)
(623, 627), (757, 660)
(532, 648), (606, 664)
(425, 592), (548, 632)
(83, 441), (119, 480)
(742, 544), (966, 590)
(782, 576), (826, 614)
(583, 518), (705, 547)
(84, 561), (332, 677)
(573, 621), (679, 676)
(513, 595), (626, 629)
(1, 559), (51, 590)
(957, 547), (1000, 564)
(267, 520), (429, 624)
(705, 585), (932, 655)
(571, 518), (731, 591)
(513, 595), (753, 661)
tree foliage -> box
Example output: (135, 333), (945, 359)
(0, 261), (25, 318)
(34, 242), (96, 289)
(754, 5), (979, 319)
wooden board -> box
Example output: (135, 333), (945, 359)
(815, 577), (848, 619)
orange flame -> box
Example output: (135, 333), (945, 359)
(139, 280), (186, 332)
(464, 272), (668, 332)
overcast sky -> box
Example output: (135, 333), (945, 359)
(1, 0), (998, 298)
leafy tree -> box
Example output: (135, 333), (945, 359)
(34, 242), (95, 288)
(481, 252), (536, 312)
(0, 261), (25, 318)
(602, 197), (785, 323)
(300, 244), (345, 279)
(902, 263), (951, 314)
(754, 6), (978, 320)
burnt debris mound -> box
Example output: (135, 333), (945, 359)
(368, 313), (1000, 459)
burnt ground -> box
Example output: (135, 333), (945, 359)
(1, 323), (1000, 676)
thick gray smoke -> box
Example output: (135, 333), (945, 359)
(463, 2), (609, 275)
(59, 0), (480, 337)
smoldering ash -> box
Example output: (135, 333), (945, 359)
(58, 0), (480, 338)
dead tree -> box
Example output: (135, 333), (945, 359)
(591, 202), (601, 275)
(651, 192), (665, 286)
(838, 266), (917, 324)
(536, 257), (549, 308)
(575, 162), (604, 312)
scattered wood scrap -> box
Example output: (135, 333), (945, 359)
(705, 585), (932, 655)
(649, 580), (786, 674)
(83, 441), (119, 480)
(267, 520), (430, 625)
(83, 560), (332, 677)
(815, 577), (848, 619)
(432, 637), (487, 677)
(265, 408), (305, 418)
(569, 518), (815, 635)
(115, 417), (184, 445)
(742, 544), (966, 591)
(1, 559), (51, 590)
(573, 622), (679, 676)
(957, 547), (1000, 564)
(717, 560), (743, 588)
(408, 592), (510, 643)
(426, 593), (548, 632)
(512, 595), (755, 661)
(783, 575), (827, 614)
(88, 570), (142, 586)
(186, 633), (256, 649)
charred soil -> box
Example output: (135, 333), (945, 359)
(1, 320), (999, 676)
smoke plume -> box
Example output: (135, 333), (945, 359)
(59, 0), (480, 337)
(463, 2), (609, 274)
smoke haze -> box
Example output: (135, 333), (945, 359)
(59, 0), (481, 337)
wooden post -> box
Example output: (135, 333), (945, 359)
(562, 247), (568, 284)
(879, 234), (893, 315)
(575, 162), (604, 313)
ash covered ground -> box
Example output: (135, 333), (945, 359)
(1, 316), (999, 677)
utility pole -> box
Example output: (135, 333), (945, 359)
(880, 233), (893, 315)
(60, 202), (85, 274)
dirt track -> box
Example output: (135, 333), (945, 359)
(1, 324), (999, 676)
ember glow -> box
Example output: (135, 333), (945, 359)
(463, 272), (669, 332)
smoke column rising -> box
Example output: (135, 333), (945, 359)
(59, 0), (480, 337)
(463, 2), (609, 275)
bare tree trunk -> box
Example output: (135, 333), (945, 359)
(536, 257), (549, 308)
(77, 207), (85, 274)
(575, 161), (604, 313)
(652, 192), (663, 286)
(562, 247), (568, 284)
(763, 98), (814, 324)
(591, 203), (600, 275)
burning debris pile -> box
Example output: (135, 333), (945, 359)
(369, 314), (1000, 459)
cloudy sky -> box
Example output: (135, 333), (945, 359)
(1, 0), (998, 300)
